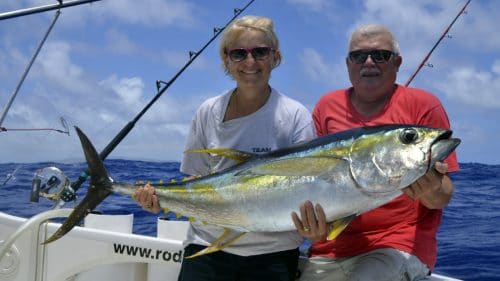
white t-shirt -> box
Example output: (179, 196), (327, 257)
(180, 87), (316, 256)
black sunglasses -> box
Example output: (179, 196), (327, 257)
(227, 47), (274, 62)
(348, 49), (395, 64)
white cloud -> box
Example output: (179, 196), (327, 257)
(456, 1), (500, 51)
(17, 0), (199, 28)
(94, 0), (197, 27)
(37, 41), (92, 94)
(105, 29), (141, 55)
(162, 49), (195, 69)
(492, 60), (500, 75)
(299, 48), (345, 86)
(437, 60), (500, 109)
(100, 75), (144, 106)
(2, 0), (499, 165)
(287, 0), (331, 12)
(160, 49), (209, 70)
(353, 1), (457, 64)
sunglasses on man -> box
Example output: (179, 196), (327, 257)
(227, 46), (274, 62)
(348, 49), (396, 64)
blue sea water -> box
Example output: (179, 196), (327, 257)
(0, 160), (498, 281)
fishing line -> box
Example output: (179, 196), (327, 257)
(1, 166), (21, 186)
(1, 117), (69, 187)
(0, 117), (70, 135)
(51, 0), (256, 208)
(405, 0), (471, 86)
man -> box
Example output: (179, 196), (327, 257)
(292, 23), (459, 281)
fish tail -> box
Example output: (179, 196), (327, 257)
(43, 126), (113, 244)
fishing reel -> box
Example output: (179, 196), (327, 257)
(31, 167), (76, 206)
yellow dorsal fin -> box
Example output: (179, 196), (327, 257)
(162, 207), (170, 213)
(327, 215), (356, 240)
(185, 148), (255, 164)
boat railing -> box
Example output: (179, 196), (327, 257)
(0, 210), (187, 281)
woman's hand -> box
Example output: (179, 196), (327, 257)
(291, 200), (328, 243)
(133, 183), (161, 213)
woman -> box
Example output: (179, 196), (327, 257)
(135, 15), (315, 281)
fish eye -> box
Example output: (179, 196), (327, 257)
(399, 128), (419, 144)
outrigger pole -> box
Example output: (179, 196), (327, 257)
(0, 10), (61, 129)
(0, 1), (101, 130)
(405, 0), (471, 86)
(53, 0), (256, 208)
(0, 0), (102, 21)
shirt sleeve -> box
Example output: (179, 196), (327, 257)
(293, 106), (316, 143)
(180, 112), (211, 176)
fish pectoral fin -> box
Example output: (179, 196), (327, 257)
(184, 148), (255, 164)
(185, 228), (245, 259)
(242, 156), (346, 176)
(327, 215), (356, 241)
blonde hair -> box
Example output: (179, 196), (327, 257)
(219, 15), (282, 74)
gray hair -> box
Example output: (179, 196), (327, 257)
(348, 23), (400, 55)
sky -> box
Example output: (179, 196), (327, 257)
(0, 0), (499, 165)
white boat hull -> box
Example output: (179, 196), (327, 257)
(0, 211), (461, 281)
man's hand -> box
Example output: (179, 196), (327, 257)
(403, 161), (454, 209)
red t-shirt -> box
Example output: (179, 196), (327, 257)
(310, 84), (459, 270)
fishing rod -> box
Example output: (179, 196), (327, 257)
(0, 10), (61, 128)
(405, 0), (471, 86)
(0, 0), (102, 21)
(44, 0), (256, 208)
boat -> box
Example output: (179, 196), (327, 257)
(0, 209), (462, 281)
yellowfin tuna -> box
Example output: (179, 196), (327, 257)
(44, 125), (460, 258)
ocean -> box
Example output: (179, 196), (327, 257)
(0, 160), (498, 280)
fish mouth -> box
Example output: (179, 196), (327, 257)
(429, 129), (461, 169)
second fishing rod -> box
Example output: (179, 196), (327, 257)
(46, 0), (256, 208)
